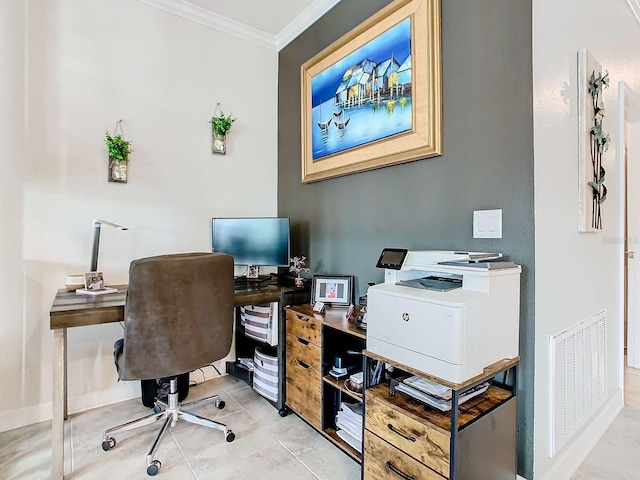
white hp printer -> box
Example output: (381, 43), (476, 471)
(366, 249), (521, 384)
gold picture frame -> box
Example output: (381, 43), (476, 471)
(300, 0), (442, 183)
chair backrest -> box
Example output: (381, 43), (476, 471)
(119, 252), (234, 381)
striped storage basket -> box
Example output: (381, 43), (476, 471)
(253, 347), (279, 403)
(241, 302), (279, 346)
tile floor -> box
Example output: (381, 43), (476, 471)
(0, 374), (360, 480)
(2, 369), (639, 480)
(571, 366), (640, 480)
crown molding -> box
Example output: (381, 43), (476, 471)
(627, 0), (640, 26)
(137, 0), (278, 50)
(138, 0), (340, 51)
(275, 0), (341, 50)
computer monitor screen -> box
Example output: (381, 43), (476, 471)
(211, 217), (290, 267)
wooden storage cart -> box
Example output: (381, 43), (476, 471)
(363, 351), (518, 480)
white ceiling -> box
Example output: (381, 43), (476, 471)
(137, 0), (341, 50)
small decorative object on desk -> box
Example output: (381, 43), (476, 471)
(289, 255), (310, 287)
(105, 120), (131, 183)
(210, 103), (236, 155)
(76, 271), (118, 296)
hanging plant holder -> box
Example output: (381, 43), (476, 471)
(210, 103), (236, 155)
(109, 158), (128, 183)
(105, 120), (131, 184)
(212, 130), (226, 155)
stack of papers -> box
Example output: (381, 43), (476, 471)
(394, 375), (489, 412)
(335, 402), (363, 453)
(237, 358), (254, 371)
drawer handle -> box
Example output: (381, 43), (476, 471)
(387, 423), (417, 443)
(296, 337), (310, 346)
(296, 359), (310, 370)
(295, 314), (309, 322)
(386, 461), (414, 480)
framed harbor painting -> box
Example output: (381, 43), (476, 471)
(300, 0), (442, 183)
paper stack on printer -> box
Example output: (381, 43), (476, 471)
(335, 402), (363, 453)
(394, 375), (489, 412)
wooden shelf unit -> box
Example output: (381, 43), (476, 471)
(285, 305), (366, 463)
(226, 277), (310, 414)
(363, 353), (519, 480)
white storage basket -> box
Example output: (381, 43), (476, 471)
(253, 347), (279, 403)
(241, 302), (279, 346)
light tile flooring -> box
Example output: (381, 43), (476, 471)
(3, 369), (639, 479)
(0, 374), (360, 480)
(571, 366), (640, 479)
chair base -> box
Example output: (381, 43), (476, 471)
(102, 378), (234, 476)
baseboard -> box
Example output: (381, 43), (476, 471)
(0, 371), (226, 433)
(0, 382), (139, 434)
(69, 381), (140, 414)
(0, 401), (53, 433)
(539, 389), (624, 480)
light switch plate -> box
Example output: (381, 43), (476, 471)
(473, 209), (502, 238)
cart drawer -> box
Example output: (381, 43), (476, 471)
(286, 333), (321, 371)
(366, 386), (450, 477)
(286, 309), (321, 346)
(364, 429), (446, 480)
(285, 354), (321, 429)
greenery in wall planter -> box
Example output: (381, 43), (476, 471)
(210, 103), (236, 155)
(105, 120), (132, 183)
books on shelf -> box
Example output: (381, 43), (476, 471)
(394, 376), (490, 412)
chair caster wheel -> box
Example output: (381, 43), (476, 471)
(153, 405), (161, 414)
(278, 407), (289, 417)
(216, 399), (225, 409)
(147, 460), (161, 476)
(101, 437), (116, 451)
(225, 430), (235, 442)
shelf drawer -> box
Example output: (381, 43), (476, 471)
(364, 430), (446, 480)
(285, 354), (321, 429)
(286, 309), (321, 346)
(286, 333), (321, 371)
(366, 387), (450, 477)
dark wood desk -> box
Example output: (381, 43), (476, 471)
(49, 277), (308, 479)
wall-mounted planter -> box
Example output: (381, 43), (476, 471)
(108, 158), (128, 183)
(210, 103), (235, 155)
(105, 120), (131, 184)
(211, 130), (226, 155)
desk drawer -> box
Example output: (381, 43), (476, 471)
(285, 353), (321, 429)
(286, 334), (321, 371)
(366, 387), (450, 477)
(286, 309), (321, 346)
(364, 430), (446, 480)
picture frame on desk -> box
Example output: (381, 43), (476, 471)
(311, 275), (353, 307)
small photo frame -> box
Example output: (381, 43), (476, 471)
(84, 271), (105, 291)
(311, 275), (354, 307)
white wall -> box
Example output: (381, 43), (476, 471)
(533, 1), (640, 478)
(0, 0), (278, 431)
(0, 0), (28, 432)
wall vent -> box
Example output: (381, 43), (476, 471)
(549, 310), (607, 456)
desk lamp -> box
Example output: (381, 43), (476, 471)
(90, 218), (128, 272)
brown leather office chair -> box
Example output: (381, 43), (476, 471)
(101, 252), (236, 476)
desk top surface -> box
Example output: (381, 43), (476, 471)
(50, 277), (308, 330)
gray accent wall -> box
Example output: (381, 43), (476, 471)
(278, 0), (534, 477)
